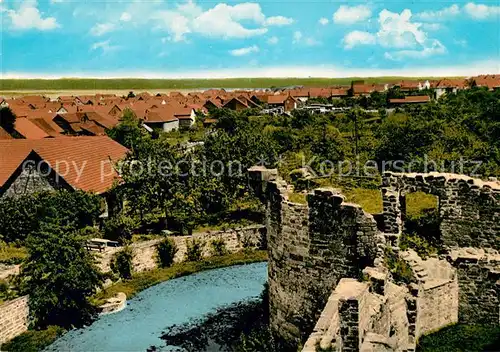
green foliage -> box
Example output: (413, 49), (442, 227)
(210, 237), (228, 256)
(0, 243), (27, 264)
(417, 324), (500, 352)
(110, 247), (134, 280)
(0, 326), (66, 352)
(19, 223), (104, 329)
(106, 109), (149, 149)
(399, 233), (438, 259)
(0, 107), (17, 134)
(156, 238), (178, 268)
(103, 215), (137, 243)
(288, 192), (307, 204)
(384, 246), (414, 285)
(0, 279), (18, 302)
(185, 238), (204, 262)
(0, 190), (101, 244)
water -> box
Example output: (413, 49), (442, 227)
(47, 262), (268, 352)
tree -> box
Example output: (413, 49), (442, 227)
(106, 109), (148, 150)
(0, 107), (16, 133)
(0, 190), (101, 244)
(19, 223), (103, 329)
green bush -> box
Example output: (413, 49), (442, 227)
(0, 326), (66, 352)
(110, 247), (134, 280)
(156, 238), (178, 268)
(399, 233), (437, 259)
(185, 239), (204, 262)
(103, 215), (137, 243)
(384, 246), (414, 285)
(210, 237), (228, 256)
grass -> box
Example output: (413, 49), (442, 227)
(417, 324), (500, 352)
(0, 245), (28, 264)
(343, 188), (382, 214)
(0, 326), (66, 352)
(288, 192), (308, 204)
(0, 77), (455, 91)
(93, 250), (268, 304)
(405, 192), (438, 218)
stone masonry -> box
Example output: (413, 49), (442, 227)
(249, 167), (500, 352)
(96, 225), (266, 273)
(0, 296), (29, 345)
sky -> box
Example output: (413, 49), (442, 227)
(1, 0), (499, 78)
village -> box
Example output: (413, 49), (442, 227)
(0, 73), (500, 352)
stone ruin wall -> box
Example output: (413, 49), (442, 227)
(382, 172), (500, 249)
(0, 296), (29, 345)
(249, 167), (500, 352)
(250, 167), (384, 346)
(97, 225), (266, 273)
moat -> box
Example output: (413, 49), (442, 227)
(46, 263), (267, 351)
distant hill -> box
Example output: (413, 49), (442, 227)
(0, 77), (464, 91)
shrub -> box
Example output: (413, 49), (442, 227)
(399, 233), (437, 259)
(103, 215), (137, 243)
(111, 247), (134, 280)
(384, 246), (414, 285)
(156, 238), (178, 268)
(210, 237), (228, 256)
(185, 239), (204, 262)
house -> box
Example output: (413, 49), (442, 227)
(434, 79), (467, 99)
(397, 80), (421, 92)
(14, 118), (51, 139)
(265, 94), (298, 112)
(288, 88), (310, 102)
(389, 95), (431, 106)
(0, 136), (128, 198)
(143, 109), (179, 132)
(472, 75), (500, 90)
(330, 87), (350, 99)
(223, 97), (255, 111)
(174, 107), (197, 129)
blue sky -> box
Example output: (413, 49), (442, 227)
(1, 0), (499, 77)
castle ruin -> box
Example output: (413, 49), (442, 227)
(249, 167), (500, 352)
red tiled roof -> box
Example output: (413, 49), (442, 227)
(14, 118), (50, 139)
(389, 95), (431, 104)
(0, 136), (129, 194)
(0, 126), (13, 140)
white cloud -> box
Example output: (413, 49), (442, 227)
(265, 15), (294, 26)
(343, 31), (376, 49)
(414, 4), (460, 21)
(415, 3), (500, 21)
(267, 36), (279, 44)
(191, 3), (268, 38)
(464, 2), (500, 19)
(377, 9), (425, 49)
(120, 12), (131, 22)
(7, 1), (59, 30)
(421, 23), (442, 31)
(90, 22), (115, 36)
(342, 9), (446, 60)
(230, 45), (259, 56)
(319, 17), (329, 25)
(91, 40), (119, 53)
(154, 2), (281, 40)
(293, 31), (321, 46)
(155, 11), (192, 42)
(333, 5), (372, 24)
(293, 31), (303, 43)
(384, 39), (446, 60)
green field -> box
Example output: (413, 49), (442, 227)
(0, 76), (457, 91)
